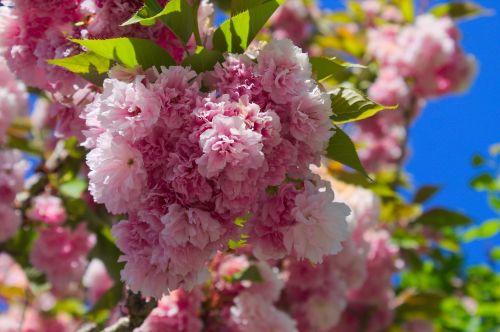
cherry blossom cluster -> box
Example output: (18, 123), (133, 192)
(0, 57), (28, 244)
(356, 8), (476, 172)
(0, 253), (114, 331)
(133, 170), (399, 331)
(83, 38), (350, 298)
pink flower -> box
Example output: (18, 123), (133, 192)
(136, 288), (203, 332)
(229, 292), (298, 332)
(30, 225), (96, 292)
(0, 149), (28, 204)
(256, 39), (312, 104)
(0, 57), (27, 142)
(28, 194), (67, 225)
(270, 0), (311, 46)
(289, 87), (333, 154)
(160, 204), (225, 250)
(0, 253), (28, 290)
(87, 132), (147, 214)
(82, 258), (114, 305)
(368, 67), (410, 108)
(284, 180), (350, 263)
(0, 205), (21, 243)
(96, 76), (161, 140)
(197, 114), (264, 179)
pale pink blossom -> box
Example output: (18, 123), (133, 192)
(136, 288), (203, 332)
(87, 132), (147, 214)
(82, 258), (114, 305)
(30, 225), (96, 292)
(284, 180), (350, 263)
(256, 39), (312, 104)
(0, 149), (28, 204)
(197, 114), (264, 179)
(0, 57), (27, 142)
(96, 76), (161, 140)
(0, 204), (21, 243)
(229, 292), (298, 332)
(28, 194), (67, 225)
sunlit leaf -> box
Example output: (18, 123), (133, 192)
(326, 127), (370, 179)
(213, 0), (285, 53)
(430, 1), (488, 20)
(414, 208), (471, 228)
(70, 38), (176, 70)
(330, 87), (391, 124)
(463, 219), (500, 242)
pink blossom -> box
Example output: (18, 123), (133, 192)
(197, 114), (264, 179)
(256, 39), (312, 104)
(368, 67), (410, 108)
(229, 292), (298, 332)
(96, 76), (161, 140)
(30, 224), (96, 292)
(82, 258), (114, 305)
(0, 57), (27, 142)
(0, 253), (28, 290)
(0, 149), (28, 204)
(87, 132), (147, 214)
(289, 87), (333, 154)
(136, 288), (203, 332)
(270, 0), (311, 46)
(28, 194), (67, 225)
(284, 180), (350, 263)
(0, 205), (21, 243)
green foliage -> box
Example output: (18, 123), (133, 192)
(86, 285), (124, 324)
(463, 219), (500, 242)
(330, 87), (389, 124)
(123, 0), (197, 44)
(326, 126), (370, 178)
(413, 185), (440, 204)
(182, 47), (224, 73)
(310, 56), (364, 82)
(70, 38), (176, 70)
(225, 265), (263, 283)
(48, 52), (111, 85)
(394, 0), (415, 22)
(470, 173), (499, 191)
(59, 178), (87, 199)
(430, 1), (487, 20)
(213, 0), (285, 53)
(413, 208), (472, 228)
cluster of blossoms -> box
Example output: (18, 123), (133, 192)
(83, 38), (350, 297)
(355, 6), (476, 172)
(0, 0), (213, 140)
(132, 169), (399, 331)
(0, 253), (113, 331)
(0, 57), (27, 244)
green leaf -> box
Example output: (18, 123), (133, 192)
(60, 178), (87, 199)
(326, 127), (370, 179)
(470, 173), (498, 191)
(231, 0), (269, 14)
(413, 185), (440, 204)
(213, 0), (285, 53)
(490, 246), (500, 261)
(70, 38), (175, 70)
(394, 0), (414, 22)
(122, 5), (158, 26)
(413, 208), (472, 228)
(230, 265), (263, 283)
(330, 87), (389, 124)
(471, 154), (484, 167)
(48, 52), (111, 85)
(463, 219), (500, 242)
(182, 47), (223, 73)
(50, 298), (86, 317)
(310, 57), (363, 82)
(430, 1), (487, 20)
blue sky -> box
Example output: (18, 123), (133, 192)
(321, 0), (500, 266)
